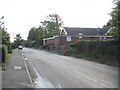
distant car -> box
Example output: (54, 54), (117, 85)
(18, 46), (23, 50)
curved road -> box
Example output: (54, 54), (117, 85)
(22, 48), (118, 88)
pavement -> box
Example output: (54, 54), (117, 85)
(2, 49), (32, 88)
(23, 48), (118, 88)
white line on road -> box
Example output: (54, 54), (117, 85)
(31, 65), (54, 88)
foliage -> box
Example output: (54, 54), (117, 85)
(27, 14), (64, 48)
(1, 28), (10, 44)
(27, 27), (36, 41)
(0, 45), (8, 63)
(105, 0), (120, 41)
(43, 14), (63, 37)
(27, 27), (44, 48)
(64, 40), (118, 65)
(14, 33), (23, 48)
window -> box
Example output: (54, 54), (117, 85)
(79, 33), (83, 35)
(99, 37), (102, 39)
(103, 37), (106, 39)
(79, 36), (82, 38)
(67, 36), (71, 41)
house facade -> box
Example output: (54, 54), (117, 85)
(43, 27), (113, 52)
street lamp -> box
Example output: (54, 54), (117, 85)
(0, 22), (4, 27)
(0, 16), (4, 26)
(0, 16), (4, 19)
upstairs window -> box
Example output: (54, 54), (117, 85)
(79, 33), (83, 35)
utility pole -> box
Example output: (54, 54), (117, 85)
(55, 14), (62, 53)
(55, 14), (59, 34)
(0, 16), (4, 45)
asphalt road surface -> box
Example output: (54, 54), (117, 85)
(22, 48), (118, 88)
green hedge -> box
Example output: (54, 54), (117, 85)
(0, 46), (2, 65)
(64, 40), (118, 65)
(0, 45), (8, 63)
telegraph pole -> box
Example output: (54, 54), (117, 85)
(0, 16), (4, 45)
(55, 14), (59, 34)
(55, 14), (62, 53)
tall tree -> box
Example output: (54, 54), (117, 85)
(27, 27), (36, 41)
(106, 0), (120, 41)
(42, 14), (64, 38)
(1, 28), (10, 44)
(14, 33), (23, 48)
(36, 26), (44, 45)
(27, 14), (64, 48)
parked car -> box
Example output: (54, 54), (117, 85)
(18, 46), (23, 50)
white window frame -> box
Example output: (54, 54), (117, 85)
(67, 36), (71, 41)
(99, 37), (102, 39)
(103, 37), (106, 39)
(79, 36), (82, 38)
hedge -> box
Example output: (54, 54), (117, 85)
(0, 45), (8, 64)
(64, 40), (119, 65)
(0, 46), (2, 65)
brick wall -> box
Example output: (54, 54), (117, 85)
(43, 36), (113, 52)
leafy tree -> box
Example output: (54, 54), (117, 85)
(42, 14), (64, 38)
(27, 27), (36, 41)
(105, 0), (120, 41)
(14, 33), (23, 48)
(27, 14), (64, 48)
(36, 26), (44, 45)
(1, 28), (10, 44)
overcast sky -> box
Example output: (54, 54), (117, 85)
(0, 0), (113, 42)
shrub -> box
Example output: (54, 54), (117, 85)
(64, 40), (118, 62)
(1, 45), (8, 63)
(0, 46), (2, 65)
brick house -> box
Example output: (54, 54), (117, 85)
(43, 27), (113, 52)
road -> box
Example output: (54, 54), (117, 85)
(22, 48), (118, 88)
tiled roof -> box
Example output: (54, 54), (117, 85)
(64, 27), (108, 35)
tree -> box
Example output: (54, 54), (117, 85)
(106, 0), (120, 41)
(27, 27), (36, 41)
(14, 33), (23, 48)
(1, 28), (10, 44)
(36, 26), (44, 45)
(27, 14), (64, 48)
(42, 14), (64, 38)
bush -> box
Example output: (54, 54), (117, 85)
(70, 40), (118, 58)
(0, 46), (2, 65)
(1, 45), (8, 63)
(64, 40), (119, 66)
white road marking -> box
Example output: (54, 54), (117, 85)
(25, 58), (27, 60)
(29, 63), (54, 88)
(14, 66), (22, 70)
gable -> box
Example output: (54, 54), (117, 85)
(60, 28), (68, 35)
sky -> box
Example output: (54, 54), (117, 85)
(0, 0), (113, 42)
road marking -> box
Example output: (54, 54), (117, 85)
(25, 58), (27, 60)
(30, 63), (54, 88)
(14, 66), (22, 70)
